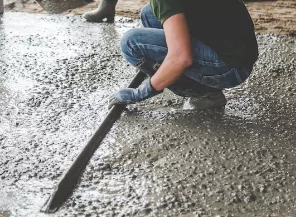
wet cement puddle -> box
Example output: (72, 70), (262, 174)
(0, 12), (296, 217)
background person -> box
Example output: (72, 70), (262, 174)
(109, 0), (259, 110)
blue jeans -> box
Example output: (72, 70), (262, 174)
(120, 3), (253, 89)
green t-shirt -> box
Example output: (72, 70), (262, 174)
(150, 0), (258, 68)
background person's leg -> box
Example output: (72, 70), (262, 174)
(83, 0), (118, 23)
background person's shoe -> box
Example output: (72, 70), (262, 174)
(83, 0), (118, 23)
(183, 91), (227, 110)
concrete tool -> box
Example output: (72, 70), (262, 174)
(41, 70), (145, 213)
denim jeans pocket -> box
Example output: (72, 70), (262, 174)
(201, 68), (252, 89)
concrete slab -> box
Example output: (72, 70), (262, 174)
(0, 12), (296, 217)
(0, 0), (3, 13)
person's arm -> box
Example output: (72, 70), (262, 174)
(108, 13), (193, 108)
(151, 13), (193, 91)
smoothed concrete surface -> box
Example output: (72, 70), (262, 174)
(0, 12), (296, 217)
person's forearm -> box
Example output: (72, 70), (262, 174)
(150, 55), (192, 91)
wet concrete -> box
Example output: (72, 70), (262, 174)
(0, 12), (296, 217)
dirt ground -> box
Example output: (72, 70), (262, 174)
(3, 0), (296, 36)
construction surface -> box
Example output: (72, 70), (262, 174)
(0, 12), (296, 217)
(3, 0), (296, 36)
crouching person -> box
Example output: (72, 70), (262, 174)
(109, 1), (258, 109)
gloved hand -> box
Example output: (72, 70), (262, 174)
(108, 78), (162, 109)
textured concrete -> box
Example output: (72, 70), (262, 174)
(0, 12), (296, 217)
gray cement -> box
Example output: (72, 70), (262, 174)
(0, 12), (296, 217)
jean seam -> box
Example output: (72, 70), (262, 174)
(195, 59), (226, 67)
(234, 69), (243, 84)
(130, 43), (167, 62)
(130, 43), (167, 53)
(134, 57), (147, 67)
(201, 68), (237, 89)
(243, 68), (251, 77)
(140, 15), (147, 27)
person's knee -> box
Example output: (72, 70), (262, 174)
(120, 29), (144, 64)
(120, 28), (140, 54)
